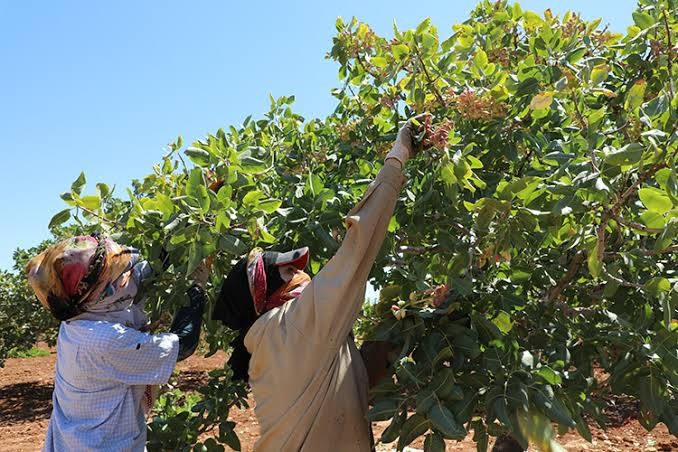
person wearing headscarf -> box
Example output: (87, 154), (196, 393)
(25, 234), (207, 452)
(213, 118), (422, 451)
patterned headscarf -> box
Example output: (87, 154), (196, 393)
(26, 234), (152, 328)
(213, 246), (310, 381)
(245, 247), (311, 315)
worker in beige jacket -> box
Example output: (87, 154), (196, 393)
(213, 118), (421, 451)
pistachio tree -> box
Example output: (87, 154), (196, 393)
(39, 1), (677, 450)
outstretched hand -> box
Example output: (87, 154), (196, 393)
(386, 113), (431, 167)
(188, 256), (213, 288)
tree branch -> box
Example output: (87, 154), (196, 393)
(355, 54), (382, 81)
(413, 46), (447, 108)
(644, 244), (678, 256)
(78, 206), (120, 227)
(400, 244), (439, 254)
(613, 215), (664, 234)
(544, 251), (585, 302)
(604, 271), (644, 289)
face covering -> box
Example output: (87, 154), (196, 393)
(213, 246), (310, 381)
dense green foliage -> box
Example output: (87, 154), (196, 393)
(0, 242), (60, 366)
(6, 0), (677, 450)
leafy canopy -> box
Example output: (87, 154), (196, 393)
(32, 0), (678, 450)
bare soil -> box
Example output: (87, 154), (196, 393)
(1, 347), (675, 452)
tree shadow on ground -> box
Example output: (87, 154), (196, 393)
(0, 382), (53, 425)
(175, 370), (209, 392)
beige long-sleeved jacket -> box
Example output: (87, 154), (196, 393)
(244, 163), (405, 452)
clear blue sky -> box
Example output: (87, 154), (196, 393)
(0, 0), (634, 270)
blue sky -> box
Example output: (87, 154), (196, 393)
(0, 0), (635, 270)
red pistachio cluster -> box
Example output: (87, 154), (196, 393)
(431, 284), (450, 307)
(487, 48), (511, 67)
(447, 89), (507, 121)
(421, 115), (454, 150)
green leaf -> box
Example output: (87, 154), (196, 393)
(632, 11), (654, 29)
(430, 368), (456, 399)
(222, 429), (240, 451)
(667, 169), (678, 205)
(492, 311), (513, 334)
(567, 47), (587, 64)
(155, 193), (175, 217)
(532, 387), (576, 427)
(49, 209), (71, 229)
(588, 243), (602, 279)
(428, 403), (466, 440)
(424, 432), (446, 452)
(258, 199), (282, 214)
(240, 156), (267, 173)
(397, 413), (430, 450)
(450, 391), (477, 424)
(185, 147), (211, 166)
(392, 44), (410, 61)
(535, 367), (562, 385)
(639, 187), (672, 214)
(473, 49), (488, 71)
(217, 185), (233, 205)
(96, 183), (110, 198)
(371, 56), (388, 68)
(80, 195), (101, 211)
(604, 143), (644, 166)
(380, 410), (405, 444)
(185, 168), (204, 199)
(368, 399), (399, 421)
(197, 185), (210, 213)
(640, 210), (665, 229)
(517, 410), (566, 452)
(186, 240), (204, 276)
(590, 64), (609, 87)
(216, 211), (231, 233)
(639, 374), (666, 414)
(71, 172), (86, 195)
(218, 234), (246, 255)
(440, 163), (457, 185)
(625, 80), (647, 111)
(515, 77), (540, 97)
(243, 190), (266, 208)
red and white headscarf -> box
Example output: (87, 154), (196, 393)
(245, 247), (311, 315)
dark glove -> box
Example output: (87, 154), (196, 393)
(169, 284), (206, 362)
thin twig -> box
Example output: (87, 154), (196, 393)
(613, 215), (663, 234)
(595, 161), (668, 272)
(644, 244), (678, 256)
(413, 46), (447, 108)
(516, 146), (535, 177)
(355, 54), (382, 80)
(400, 244), (439, 254)
(544, 251), (585, 302)
(78, 206), (120, 227)
(570, 91), (589, 136)
(604, 272), (644, 289)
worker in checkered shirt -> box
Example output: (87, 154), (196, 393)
(26, 235), (207, 452)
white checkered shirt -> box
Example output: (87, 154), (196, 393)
(43, 320), (179, 452)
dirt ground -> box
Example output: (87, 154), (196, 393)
(1, 347), (675, 452)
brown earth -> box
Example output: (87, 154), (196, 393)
(0, 347), (675, 452)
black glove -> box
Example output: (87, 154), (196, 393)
(169, 284), (206, 362)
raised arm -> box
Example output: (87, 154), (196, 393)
(284, 120), (420, 346)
